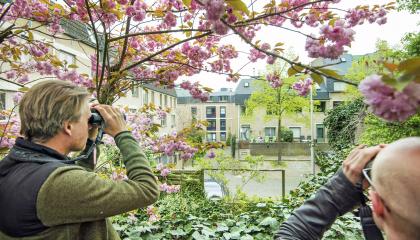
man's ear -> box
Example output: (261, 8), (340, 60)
(370, 190), (385, 229)
(63, 121), (72, 136)
(371, 190), (385, 216)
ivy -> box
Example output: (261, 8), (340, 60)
(323, 98), (366, 150)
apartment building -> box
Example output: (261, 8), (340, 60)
(176, 88), (239, 142)
(176, 53), (359, 143)
(238, 53), (360, 143)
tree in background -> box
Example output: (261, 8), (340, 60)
(244, 70), (309, 162)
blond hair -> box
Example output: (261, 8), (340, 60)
(19, 80), (90, 142)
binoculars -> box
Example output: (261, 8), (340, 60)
(88, 109), (126, 125)
(88, 109), (103, 125)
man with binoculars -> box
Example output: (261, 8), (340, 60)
(276, 137), (420, 240)
(0, 80), (159, 239)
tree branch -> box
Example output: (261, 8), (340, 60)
(121, 32), (212, 72)
(224, 20), (358, 86)
(109, 28), (210, 42)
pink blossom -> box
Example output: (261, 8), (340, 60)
(160, 168), (171, 177)
(156, 163), (164, 171)
(267, 56), (276, 64)
(207, 151), (216, 158)
(205, 0), (225, 21)
(111, 171), (128, 181)
(267, 73), (282, 88)
(163, 12), (177, 28)
(18, 75), (29, 84)
(292, 78), (313, 96)
(212, 20), (228, 35)
(6, 71), (16, 79)
(13, 92), (24, 104)
(359, 75), (419, 122)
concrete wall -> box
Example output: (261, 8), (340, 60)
(248, 142), (330, 156)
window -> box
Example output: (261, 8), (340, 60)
(57, 50), (76, 67)
(219, 96), (228, 102)
(240, 124), (251, 141)
(164, 95), (168, 107)
(207, 119), (216, 131)
(316, 124), (325, 143)
(151, 92), (155, 104)
(289, 127), (301, 140)
(0, 92), (5, 111)
(220, 106), (226, 118)
(209, 96), (218, 102)
(143, 90), (148, 104)
(191, 107), (197, 119)
(240, 105), (246, 114)
(333, 82), (346, 92)
(171, 114), (176, 128)
(315, 101), (326, 112)
(206, 132), (216, 142)
(220, 132), (226, 141)
(173, 98), (176, 109)
(86, 26), (97, 44)
(244, 82), (249, 87)
(266, 108), (275, 115)
(161, 115), (167, 127)
(333, 101), (343, 108)
(265, 127), (276, 137)
(220, 119), (226, 131)
(159, 94), (163, 107)
(129, 108), (137, 113)
(206, 106), (216, 118)
(131, 85), (139, 98)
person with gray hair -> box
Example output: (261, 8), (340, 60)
(0, 80), (159, 240)
(275, 137), (420, 240)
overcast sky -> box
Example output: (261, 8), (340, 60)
(178, 0), (420, 91)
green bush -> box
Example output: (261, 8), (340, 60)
(360, 114), (420, 145)
(280, 127), (293, 142)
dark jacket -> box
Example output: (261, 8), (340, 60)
(0, 131), (159, 240)
(275, 170), (362, 240)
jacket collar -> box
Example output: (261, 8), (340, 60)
(14, 137), (69, 161)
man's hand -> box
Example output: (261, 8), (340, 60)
(342, 144), (385, 188)
(92, 105), (128, 137)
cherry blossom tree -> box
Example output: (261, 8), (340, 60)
(0, 0), (419, 153)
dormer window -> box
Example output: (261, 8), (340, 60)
(244, 82), (249, 87)
(340, 57), (346, 62)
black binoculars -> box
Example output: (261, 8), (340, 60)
(88, 109), (127, 125)
(88, 109), (103, 125)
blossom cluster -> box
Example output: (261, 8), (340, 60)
(180, 81), (209, 102)
(146, 205), (160, 222)
(159, 183), (181, 193)
(292, 78), (313, 96)
(204, 0), (229, 35)
(359, 75), (420, 122)
(266, 73), (283, 88)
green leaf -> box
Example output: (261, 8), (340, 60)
(318, 68), (343, 80)
(18, 87), (30, 92)
(67, 64), (78, 68)
(28, 31), (34, 41)
(226, 0), (250, 15)
(287, 65), (304, 76)
(259, 217), (278, 227)
(310, 73), (324, 84)
(398, 57), (420, 73)
(182, 0), (191, 6)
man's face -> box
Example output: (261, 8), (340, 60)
(69, 101), (91, 152)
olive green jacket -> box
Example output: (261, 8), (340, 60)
(0, 131), (159, 240)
